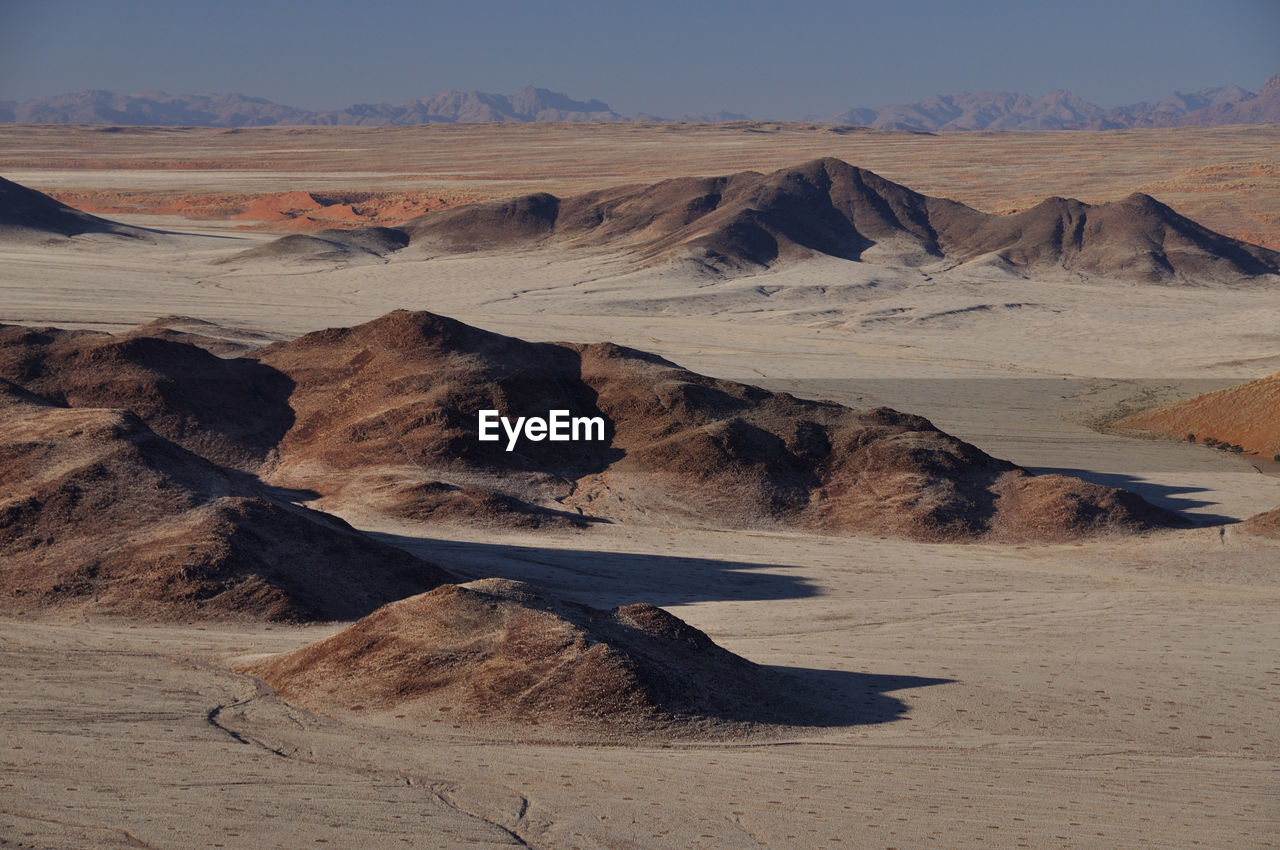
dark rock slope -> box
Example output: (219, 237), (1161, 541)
(396, 159), (1280, 282)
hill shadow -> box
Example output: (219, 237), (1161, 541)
(1025, 466), (1238, 526)
(765, 667), (955, 727)
(369, 533), (953, 731)
(371, 532), (819, 609)
(125, 222), (243, 239)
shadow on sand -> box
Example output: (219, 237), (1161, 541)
(1025, 466), (1239, 526)
(762, 667), (955, 728)
(372, 532), (820, 609)
(369, 532), (955, 728)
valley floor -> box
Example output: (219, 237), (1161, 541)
(3, 519), (1277, 848)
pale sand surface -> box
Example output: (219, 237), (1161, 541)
(2, 126), (1279, 847)
(3, 521), (1277, 848)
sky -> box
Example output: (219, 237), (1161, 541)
(1, 0), (1277, 119)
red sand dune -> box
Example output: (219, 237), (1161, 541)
(230, 191), (431, 229)
(45, 188), (460, 232)
(1118, 372), (1280, 458)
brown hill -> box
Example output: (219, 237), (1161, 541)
(253, 309), (616, 479)
(122, 316), (280, 358)
(0, 392), (451, 621)
(931, 191), (1280, 282)
(0, 176), (147, 240)
(0, 323), (295, 469)
(580, 339), (1180, 538)
(1118, 372), (1280, 458)
(254, 310), (1184, 541)
(398, 159), (1280, 282)
(1242, 507), (1280, 538)
(246, 578), (837, 738)
(373, 479), (594, 529)
(0, 311), (1187, 541)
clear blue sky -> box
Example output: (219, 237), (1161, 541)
(1, 0), (1276, 118)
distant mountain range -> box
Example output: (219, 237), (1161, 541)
(821, 75), (1280, 130)
(0, 86), (747, 127)
(0, 86), (623, 126)
(0, 77), (1275, 129)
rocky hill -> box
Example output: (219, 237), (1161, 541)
(399, 158), (1280, 282)
(251, 310), (1185, 541)
(247, 578), (838, 738)
(0, 310), (1188, 542)
(0, 384), (451, 620)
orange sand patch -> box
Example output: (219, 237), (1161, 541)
(1119, 372), (1280, 458)
(44, 189), (478, 231)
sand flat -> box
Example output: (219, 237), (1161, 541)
(3, 520), (1276, 848)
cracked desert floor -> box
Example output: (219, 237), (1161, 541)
(2, 123), (1278, 848)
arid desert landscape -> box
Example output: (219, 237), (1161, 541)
(2, 121), (1278, 849)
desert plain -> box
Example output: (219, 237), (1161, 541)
(1, 122), (1278, 849)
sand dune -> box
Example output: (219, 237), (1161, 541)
(1119, 370), (1280, 458)
(247, 577), (840, 740)
(45, 188), (454, 232)
(0, 389), (451, 621)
